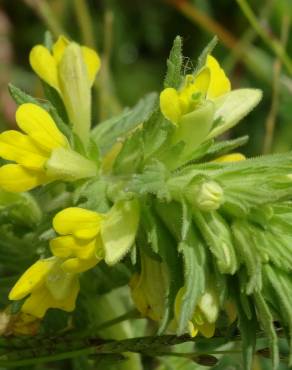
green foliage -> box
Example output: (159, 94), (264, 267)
(164, 36), (183, 89)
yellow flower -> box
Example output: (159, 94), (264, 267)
(50, 207), (104, 273)
(213, 153), (246, 163)
(30, 36), (101, 145)
(160, 55), (231, 125)
(29, 35), (100, 94)
(0, 103), (97, 193)
(130, 253), (168, 321)
(175, 287), (219, 338)
(9, 257), (80, 318)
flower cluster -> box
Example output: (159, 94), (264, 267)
(3, 34), (291, 369)
(9, 207), (105, 318)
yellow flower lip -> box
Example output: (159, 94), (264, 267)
(52, 207), (103, 239)
(50, 207), (105, 274)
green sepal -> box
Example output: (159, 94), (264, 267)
(192, 210), (238, 275)
(102, 199), (140, 265)
(172, 101), (215, 164)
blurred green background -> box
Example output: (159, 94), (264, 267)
(0, 0), (292, 157)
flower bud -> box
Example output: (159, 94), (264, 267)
(187, 180), (223, 211)
(58, 43), (91, 146)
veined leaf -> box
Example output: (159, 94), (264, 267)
(92, 93), (158, 155)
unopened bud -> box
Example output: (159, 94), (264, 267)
(189, 181), (223, 211)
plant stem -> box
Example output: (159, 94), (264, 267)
(22, 0), (65, 38)
(73, 0), (95, 47)
(263, 15), (290, 154)
(235, 0), (292, 76)
(164, 0), (237, 49)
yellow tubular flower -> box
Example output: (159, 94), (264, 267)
(9, 257), (80, 318)
(29, 36), (101, 145)
(160, 55), (230, 125)
(29, 35), (100, 93)
(130, 253), (168, 321)
(175, 287), (219, 338)
(50, 207), (105, 273)
(0, 103), (97, 193)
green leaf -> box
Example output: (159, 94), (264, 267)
(0, 190), (42, 227)
(102, 199), (140, 265)
(155, 200), (206, 335)
(42, 81), (69, 124)
(140, 203), (183, 332)
(128, 161), (170, 200)
(92, 93), (158, 155)
(164, 36), (183, 89)
(113, 129), (144, 175)
(73, 178), (111, 213)
(195, 36), (218, 72)
(253, 291), (279, 370)
(190, 135), (249, 164)
(207, 88), (263, 139)
(8, 83), (39, 105)
(234, 291), (257, 370)
(142, 111), (172, 162)
(231, 220), (262, 293)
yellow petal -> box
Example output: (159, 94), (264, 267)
(52, 35), (70, 65)
(81, 46), (101, 86)
(0, 164), (47, 192)
(53, 207), (103, 239)
(188, 321), (199, 337)
(16, 103), (69, 152)
(198, 322), (216, 338)
(160, 88), (182, 125)
(21, 277), (79, 318)
(213, 153), (246, 163)
(0, 130), (48, 169)
(46, 264), (77, 301)
(206, 55), (231, 99)
(192, 67), (211, 95)
(29, 45), (60, 92)
(50, 235), (97, 260)
(9, 258), (56, 300)
(179, 68), (210, 110)
(61, 256), (99, 273)
(50, 235), (75, 258)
